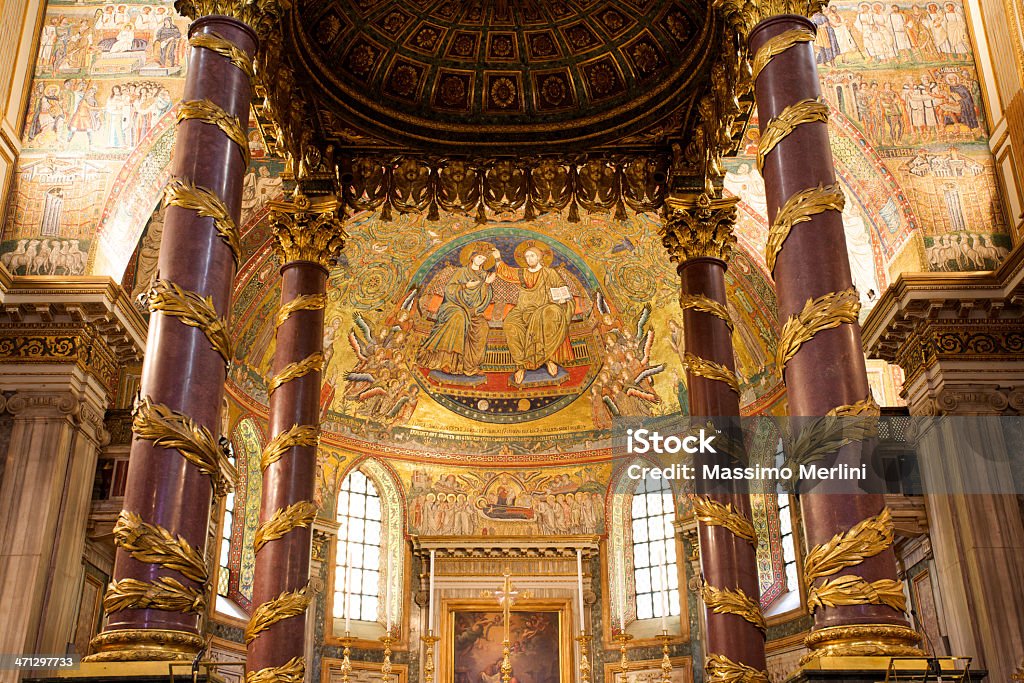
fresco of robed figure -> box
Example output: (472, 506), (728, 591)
(418, 241), (498, 376)
(492, 240), (574, 385)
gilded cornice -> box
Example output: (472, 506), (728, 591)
(862, 243), (1024, 364)
(0, 276), (147, 393)
(411, 535), (600, 559)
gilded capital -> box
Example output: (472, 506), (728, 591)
(173, 0), (288, 38)
(661, 194), (739, 264)
(269, 193), (346, 269)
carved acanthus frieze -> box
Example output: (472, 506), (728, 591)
(345, 154), (668, 223)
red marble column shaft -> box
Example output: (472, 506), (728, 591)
(749, 15), (908, 632)
(100, 15), (256, 649)
(247, 262), (326, 676)
(681, 257), (767, 673)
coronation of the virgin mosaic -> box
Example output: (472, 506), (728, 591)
(0, 1), (1022, 683)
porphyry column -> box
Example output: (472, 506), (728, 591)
(87, 14), (257, 661)
(661, 194), (768, 683)
(246, 193), (345, 683)
(748, 14), (922, 662)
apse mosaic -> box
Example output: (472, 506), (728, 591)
(224, 208), (784, 452)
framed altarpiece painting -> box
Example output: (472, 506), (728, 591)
(604, 657), (693, 683)
(441, 599), (573, 683)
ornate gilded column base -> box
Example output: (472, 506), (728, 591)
(84, 628), (205, 662)
(799, 625), (924, 666)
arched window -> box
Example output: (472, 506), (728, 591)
(631, 478), (680, 621)
(334, 469), (384, 623)
(217, 480), (235, 598)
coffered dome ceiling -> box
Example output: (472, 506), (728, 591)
(290, 0), (714, 150)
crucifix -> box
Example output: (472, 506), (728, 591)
(487, 570), (527, 683)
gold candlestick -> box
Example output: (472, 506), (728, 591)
(500, 639), (512, 683)
(421, 631), (440, 683)
(657, 631), (673, 683)
(613, 631), (633, 672)
(381, 629), (395, 683)
(339, 632), (355, 683)
(576, 632), (592, 683)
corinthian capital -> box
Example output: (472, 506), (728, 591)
(173, 0), (289, 37)
(661, 193), (739, 264)
(269, 193), (346, 269)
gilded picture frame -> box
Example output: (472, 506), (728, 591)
(440, 598), (573, 683)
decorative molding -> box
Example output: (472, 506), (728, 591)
(411, 535), (600, 558)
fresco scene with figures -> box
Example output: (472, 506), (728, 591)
(0, 0), (1022, 681)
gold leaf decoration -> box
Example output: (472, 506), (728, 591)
(133, 396), (227, 495)
(807, 576), (907, 613)
(246, 657), (305, 683)
(827, 396), (881, 417)
(804, 508), (894, 587)
(701, 583), (766, 633)
(690, 496), (757, 545)
(245, 587), (311, 645)
(683, 352), (739, 394)
(254, 500), (318, 554)
(705, 653), (771, 683)
(177, 98), (250, 166)
(188, 32), (255, 83)
(276, 293), (327, 329)
(765, 183), (845, 274)
(776, 288), (860, 372)
(751, 28), (816, 83)
(679, 293), (734, 331)
(113, 510), (208, 583)
(786, 413), (877, 472)
(268, 352), (325, 394)
(165, 178), (241, 265)
(757, 98), (829, 172)
(262, 424), (320, 470)
(148, 279), (233, 365)
(103, 577), (205, 614)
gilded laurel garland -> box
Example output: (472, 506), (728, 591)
(254, 500), (318, 553)
(704, 653), (770, 683)
(261, 424), (320, 470)
(756, 98), (830, 172)
(807, 576), (907, 613)
(785, 413), (877, 472)
(765, 183), (845, 274)
(147, 279), (233, 365)
(683, 352), (740, 393)
(690, 495), (757, 545)
(679, 293), (734, 331)
(701, 583), (767, 633)
(188, 32), (255, 83)
(103, 577), (205, 614)
(776, 288), (861, 371)
(164, 178), (241, 264)
(177, 98), (251, 166)
(133, 396), (228, 495)
(827, 396), (881, 417)
(246, 657), (306, 683)
(661, 195), (739, 264)
(276, 293), (327, 328)
(245, 586), (311, 645)
(804, 508), (895, 586)
(269, 194), (347, 268)
(112, 510), (208, 583)
(267, 352), (325, 394)
(750, 28), (816, 82)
